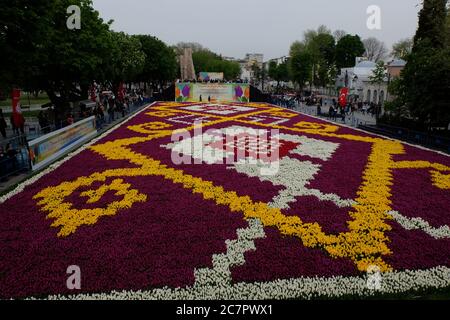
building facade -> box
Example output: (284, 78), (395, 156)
(336, 58), (406, 107)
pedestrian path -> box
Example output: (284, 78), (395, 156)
(0, 103), (150, 194)
(292, 104), (377, 127)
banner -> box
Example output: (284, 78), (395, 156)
(339, 87), (349, 107)
(198, 72), (224, 81)
(176, 83), (250, 103)
(29, 116), (97, 171)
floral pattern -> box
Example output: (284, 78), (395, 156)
(0, 102), (449, 300)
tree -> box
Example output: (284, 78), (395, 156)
(303, 25), (331, 47)
(369, 61), (387, 118)
(191, 49), (240, 80)
(136, 35), (178, 90)
(391, 0), (450, 127)
(309, 33), (336, 87)
(289, 41), (306, 57)
(32, 0), (116, 121)
(268, 60), (289, 92)
(0, 0), (178, 121)
(333, 30), (347, 42)
(363, 37), (388, 62)
(391, 38), (413, 60)
(335, 35), (365, 68)
(290, 26), (336, 90)
(172, 42), (205, 56)
(251, 63), (265, 87)
(446, 5), (450, 45)
(289, 50), (313, 92)
(414, 0), (448, 48)
(108, 32), (146, 90)
(0, 0), (56, 92)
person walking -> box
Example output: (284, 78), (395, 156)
(0, 109), (7, 139)
(108, 96), (115, 123)
(66, 114), (74, 126)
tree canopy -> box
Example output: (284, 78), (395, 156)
(391, 38), (413, 60)
(335, 35), (365, 69)
(363, 37), (388, 62)
(390, 0), (450, 127)
(192, 49), (241, 80)
(0, 0), (178, 117)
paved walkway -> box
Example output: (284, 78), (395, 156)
(292, 104), (377, 127)
(0, 103), (150, 194)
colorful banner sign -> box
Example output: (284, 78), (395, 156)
(198, 72), (224, 81)
(176, 83), (250, 103)
(29, 116), (97, 171)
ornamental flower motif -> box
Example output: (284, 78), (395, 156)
(182, 85), (190, 97)
(1, 101), (450, 300)
(235, 85), (243, 98)
(34, 177), (147, 237)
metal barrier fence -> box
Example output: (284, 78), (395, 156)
(0, 98), (155, 182)
(359, 123), (450, 154)
(0, 135), (31, 181)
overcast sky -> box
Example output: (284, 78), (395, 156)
(92, 0), (422, 60)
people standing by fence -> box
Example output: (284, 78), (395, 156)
(0, 109), (7, 138)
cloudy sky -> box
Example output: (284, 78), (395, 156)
(93, 0), (422, 60)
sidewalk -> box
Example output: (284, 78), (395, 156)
(290, 103), (377, 127)
(0, 102), (151, 194)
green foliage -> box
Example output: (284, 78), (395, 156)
(268, 60), (289, 85)
(413, 0), (448, 48)
(35, 0), (115, 113)
(192, 49), (240, 80)
(391, 0), (450, 127)
(391, 38), (413, 60)
(308, 33), (336, 87)
(0, 0), (178, 118)
(135, 35), (178, 85)
(289, 50), (313, 91)
(335, 35), (365, 68)
(369, 61), (386, 86)
(0, 0), (55, 91)
(288, 26), (337, 90)
(109, 32), (146, 83)
(398, 42), (450, 125)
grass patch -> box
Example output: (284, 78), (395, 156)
(0, 94), (50, 107)
(2, 110), (42, 118)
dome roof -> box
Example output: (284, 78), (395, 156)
(355, 61), (377, 68)
(388, 59), (406, 67)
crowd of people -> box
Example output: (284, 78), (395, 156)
(0, 88), (150, 183)
(91, 89), (147, 130)
(269, 91), (384, 124)
(320, 99), (383, 122)
(0, 143), (22, 182)
(0, 108), (26, 139)
(0, 108), (28, 182)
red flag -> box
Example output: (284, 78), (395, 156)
(339, 88), (349, 107)
(12, 89), (25, 128)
